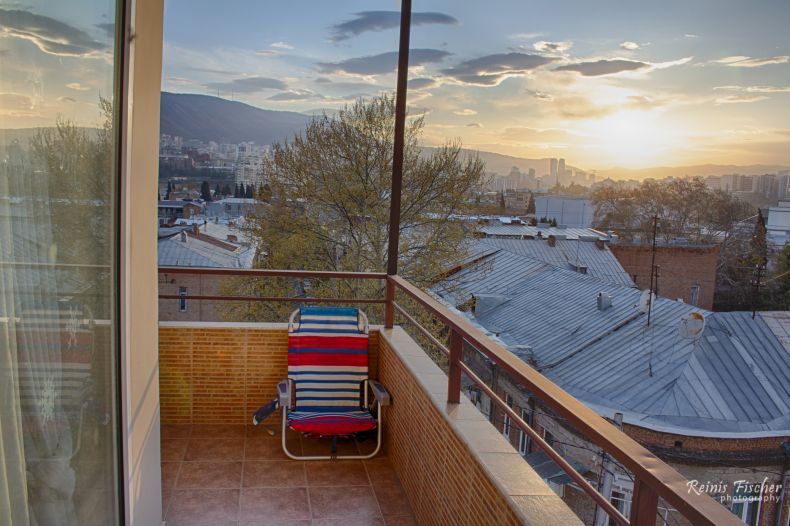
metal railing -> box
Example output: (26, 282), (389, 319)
(158, 266), (743, 526)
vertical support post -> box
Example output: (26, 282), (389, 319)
(594, 412), (624, 526)
(448, 330), (462, 404)
(385, 0), (412, 278)
(630, 477), (659, 526)
(384, 277), (395, 328)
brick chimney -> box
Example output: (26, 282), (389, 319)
(547, 235), (557, 247)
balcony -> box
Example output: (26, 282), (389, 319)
(158, 267), (744, 526)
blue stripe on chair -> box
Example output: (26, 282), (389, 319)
(296, 387), (358, 393)
(289, 371), (366, 376)
(301, 306), (358, 317)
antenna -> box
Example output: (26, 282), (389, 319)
(647, 215), (658, 326)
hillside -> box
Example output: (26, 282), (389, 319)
(597, 164), (790, 180)
(160, 92), (310, 145)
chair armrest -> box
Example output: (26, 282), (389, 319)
(368, 380), (390, 406)
(278, 380), (291, 408)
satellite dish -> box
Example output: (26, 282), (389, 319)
(638, 290), (655, 313)
(679, 311), (706, 339)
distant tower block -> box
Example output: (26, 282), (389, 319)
(550, 158), (558, 184)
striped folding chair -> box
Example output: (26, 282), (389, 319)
(253, 306), (390, 460)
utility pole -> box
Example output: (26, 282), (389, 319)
(647, 216), (658, 327)
(751, 264), (765, 319)
(594, 412), (624, 526)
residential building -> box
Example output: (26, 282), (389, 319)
(767, 199), (790, 246)
(157, 199), (204, 222)
(534, 196), (594, 228)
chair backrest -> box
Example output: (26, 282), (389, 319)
(288, 306), (369, 413)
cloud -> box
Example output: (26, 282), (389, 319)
(66, 82), (91, 91)
(408, 77), (439, 90)
(95, 23), (114, 38)
(549, 95), (615, 119)
(205, 76), (287, 93)
(270, 41), (293, 50)
(0, 9), (107, 57)
(0, 92), (33, 111)
(330, 11), (458, 42)
(453, 108), (477, 116)
(500, 126), (576, 145)
(714, 55), (789, 67)
(509, 32), (544, 41)
(317, 49), (451, 75)
(554, 58), (650, 76)
(533, 41), (573, 55)
(714, 85), (790, 94)
(441, 52), (557, 86)
(715, 95), (769, 104)
(526, 90), (553, 101)
(57, 96), (77, 103)
(620, 41), (639, 50)
(466, 122), (483, 128)
(684, 34), (700, 38)
(268, 89), (319, 101)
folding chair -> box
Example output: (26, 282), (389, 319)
(252, 306), (390, 460)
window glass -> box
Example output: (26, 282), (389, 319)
(0, 1), (122, 524)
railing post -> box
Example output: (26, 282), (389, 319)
(384, 278), (395, 328)
(448, 329), (462, 404)
(630, 478), (659, 526)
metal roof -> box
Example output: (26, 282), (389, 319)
(435, 249), (790, 437)
(477, 224), (606, 240)
(157, 233), (254, 268)
(478, 237), (634, 287)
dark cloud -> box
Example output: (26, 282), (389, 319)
(0, 9), (107, 57)
(317, 49), (451, 76)
(441, 52), (556, 86)
(330, 11), (458, 42)
(554, 59), (650, 76)
(205, 76), (287, 93)
(533, 41), (572, 55)
(408, 77), (439, 90)
(95, 22), (114, 38)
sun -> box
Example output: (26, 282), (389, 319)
(579, 109), (683, 168)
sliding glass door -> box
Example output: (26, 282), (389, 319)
(0, 1), (123, 524)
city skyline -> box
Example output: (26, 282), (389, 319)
(1, 1), (790, 170)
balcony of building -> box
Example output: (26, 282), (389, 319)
(157, 267), (744, 526)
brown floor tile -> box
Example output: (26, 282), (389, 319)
(239, 487), (311, 522)
(161, 487), (172, 521)
(356, 437), (383, 457)
(161, 439), (189, 462)
(305, 460), (369, 486)
(245, 435), (302, 460)
(176, 461), (243, 489)
(243, 460), (306, 487)
(162, 424), (193, 440)
(309, 486), (380, 519)
(191, 423), (246, 438)
(161, 462), (181, 490)
(373, 483), (412, 517)
(383, 516), (418, 526)
(166, 488), (240, 525)
(240, 521), (310, 526)
(363, 459), (399, 486)
(300, 436), (359, 457)
(185, 437), (245, 461)
(312, 518), (385, 526)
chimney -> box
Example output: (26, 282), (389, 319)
(597, 292), (613, 310)
(179, 231), (187, 242)
(191, 223), (200, 235)
(227, 234), (238, 243)
(595, 238), (605, 250)
(547, 234), (557, 247)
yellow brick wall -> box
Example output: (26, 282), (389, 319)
(159, 324), (380, 424)
(378, 335), (524, 526)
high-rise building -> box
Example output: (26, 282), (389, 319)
(550, 158), (558, 184)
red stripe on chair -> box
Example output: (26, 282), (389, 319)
(288, 336), (369, 349)
(288, 353), (368, 367)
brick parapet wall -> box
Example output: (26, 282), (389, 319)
(158, 322), (379, 424)
(609, 244), (720, 309)
(378, 327), (584, 526)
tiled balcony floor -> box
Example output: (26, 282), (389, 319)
(161, 423), (417, 526)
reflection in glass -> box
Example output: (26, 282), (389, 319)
(0, 2), (120, 524)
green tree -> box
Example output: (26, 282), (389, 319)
(200, 180), (212, 202)
(526, 192), (536, 215)
(222, 94), (484, 321)
(499, 191), (506, 211)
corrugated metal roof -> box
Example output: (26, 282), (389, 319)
(157, 233), (254, 268)
(436, 248), (790, 437)
(478, 224), (605, 240)
(478, 237), (634, 287)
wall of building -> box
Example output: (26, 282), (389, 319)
(158, 273), (228, 321)
(158, 323), (379, 424)
(609, 244), (720, 309)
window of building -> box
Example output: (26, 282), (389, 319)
(690, 285), (700, 306)
(0, 0), (123, 522)
(179, 286), (188, 312)
(731, 485), (761, 526)
(543, 428), (556, 448)
(518, 408), (530, 455)
(501, 394), (513, 437)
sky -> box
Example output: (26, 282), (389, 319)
(1, 1), (789, 171)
